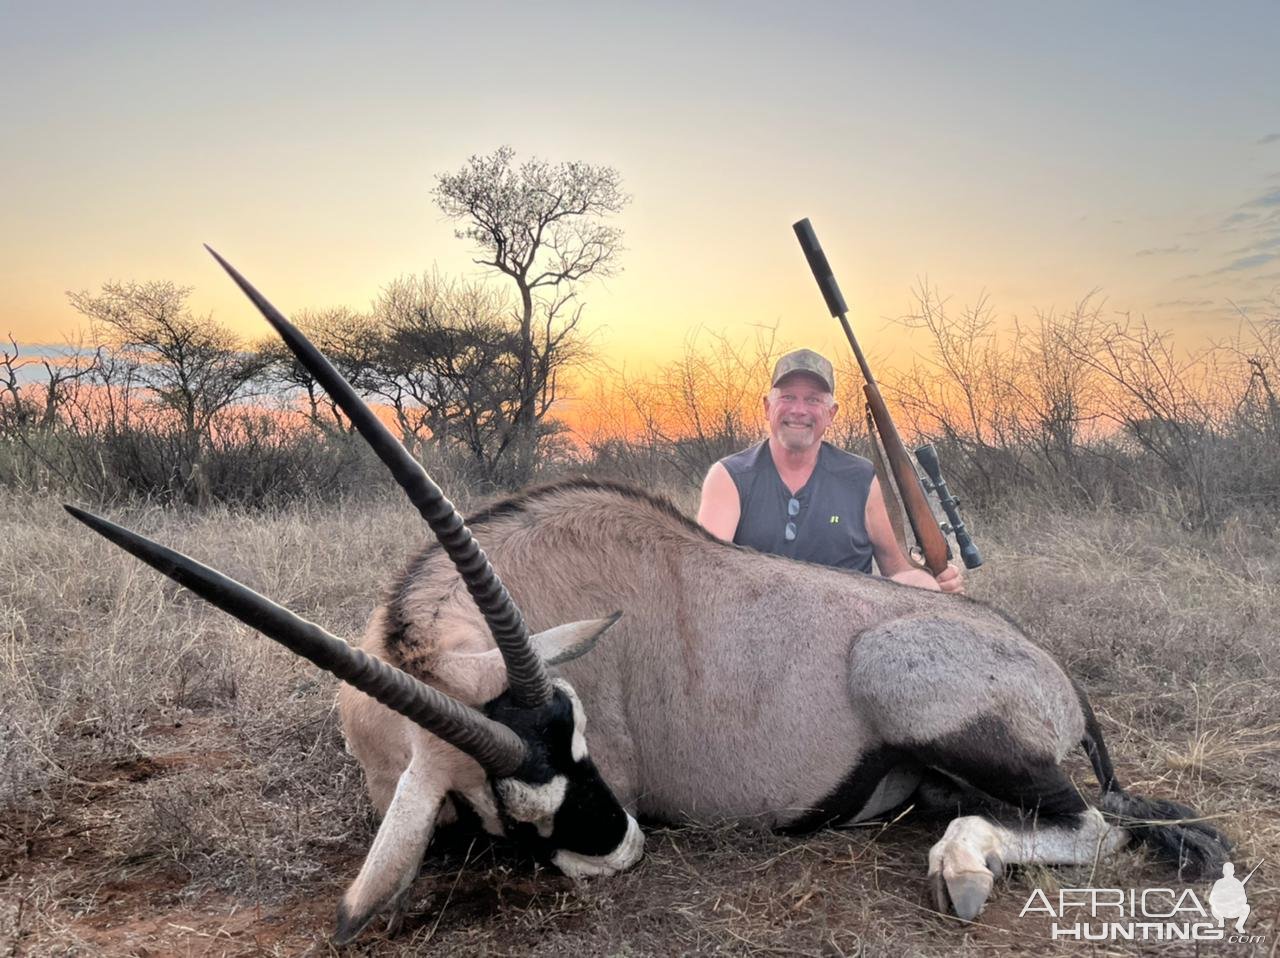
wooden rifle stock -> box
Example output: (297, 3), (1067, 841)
(862, 380), (951, 575)
(792, 218), (951, 576)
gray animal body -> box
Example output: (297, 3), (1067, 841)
(377, 482), (1060, 825)
(344, 478), (1230, 928)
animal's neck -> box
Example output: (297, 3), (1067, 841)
(768, 438), (820, 494)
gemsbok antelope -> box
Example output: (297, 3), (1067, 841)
(67, 250), (1231, 945)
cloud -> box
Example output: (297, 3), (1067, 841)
(1213, 252), (1280, 274)
(1220, 211), (1257, 229)
(1227, 233), (1280, 256)
(1135, 244), (1197, 257)
(1244, 187), (1280, 208)
(1258, 133), (1280, 145)
(1184, 306), (1237, 316)
(1155, 299), (1214, 308)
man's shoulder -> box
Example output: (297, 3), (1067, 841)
(719, 440), (769, 477)
(818, 442), (874, 478)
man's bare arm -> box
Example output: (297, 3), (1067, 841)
(865, 477), (964, 593)
(697, 462), (741, 542)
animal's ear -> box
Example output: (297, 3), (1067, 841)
(532, 612), (623, 666)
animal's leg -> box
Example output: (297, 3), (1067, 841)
(457, 781), (505, 836)
(911, 745), (1119, 920)
(334, 755), (446, 945)
(363, 766), (405, 819)
(338, 679), (411, 818)
(927, 807), (1128, 920)
(849, 615), (1127, 919)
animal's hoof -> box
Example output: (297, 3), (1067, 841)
(929, 870), (950, 913)
(985, 851), (1005, 879)
(384, 906), (405, 938)
(945, 870), (994, 921)
(926, 816), (1004, 921)
(332, 900), (374, 947)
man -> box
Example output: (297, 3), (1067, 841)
(697, 348), (964, 593)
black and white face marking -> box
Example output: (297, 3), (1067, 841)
(485, 679), (643, 878)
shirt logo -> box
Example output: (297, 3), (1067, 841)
(829, 515), (840, 524)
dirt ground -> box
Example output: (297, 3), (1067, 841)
(2, 493), (1277, 956)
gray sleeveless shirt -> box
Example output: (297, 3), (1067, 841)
(720, 440), (876, 572)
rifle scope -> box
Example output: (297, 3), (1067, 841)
(914, 444), (982, 569)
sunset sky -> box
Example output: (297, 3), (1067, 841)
(4, 1), (1279, 375)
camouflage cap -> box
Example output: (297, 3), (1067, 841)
(771, 348), (835, 393)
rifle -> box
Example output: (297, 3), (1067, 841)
(792, 218), (982, 573)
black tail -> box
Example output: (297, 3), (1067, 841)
(1074, 678), (1121, 794)
(1075, 680), (1231, 880)
(1098, 790), (1231, 880)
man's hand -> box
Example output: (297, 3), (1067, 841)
(935, 564), (965, 594)
(889, 563), (965, 593)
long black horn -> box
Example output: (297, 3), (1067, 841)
(204, 247), (553, 708)
(64, 505), (527, 777)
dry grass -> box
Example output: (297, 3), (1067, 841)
(1, 489), (1277, 956)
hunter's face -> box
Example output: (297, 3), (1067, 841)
(765, 373), (836, 452)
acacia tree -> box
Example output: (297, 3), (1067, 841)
(366, 272), (587, 483)
(68, 281), (268, 496)
(256, 307), (380, 434)
(433, 146), (629, 483)
(0, 336), (101, 435)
